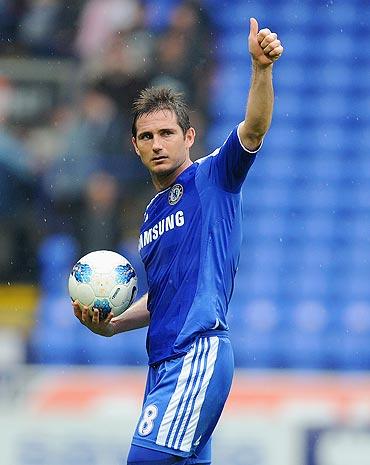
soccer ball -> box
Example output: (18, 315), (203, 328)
(68, 250), (137, 318)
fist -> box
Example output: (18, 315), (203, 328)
(248, 17), (283, 66)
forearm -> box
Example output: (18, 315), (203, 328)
(240, 63), (274, 150)
(111, 293), (150, 335)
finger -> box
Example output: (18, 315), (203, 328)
(257, 28), (271, 43)
(73, 301), (83, 320)
(103, 312), (114, 325)
(72, 299), (80, 308)
(72, 300), (81, 312)
(81, 305), (90, 323)
(92, 308), (100, 324)
(269, 45), (284, 58)
(249, 17), (258, 37)
(262, 38), (281, 54)
(260, 33), (278, 49)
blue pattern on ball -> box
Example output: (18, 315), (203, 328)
(115, 263), (136, 284)
(93, 298), (112, 319)
(72, 262), (92, 283)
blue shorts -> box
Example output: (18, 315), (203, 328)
(131, 334), (234, 462)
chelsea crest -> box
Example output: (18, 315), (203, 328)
(168, 184), (183, 205)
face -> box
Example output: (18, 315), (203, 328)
(132, 109), (195, 190)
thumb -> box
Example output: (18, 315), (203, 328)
(249, 17), (259, 37)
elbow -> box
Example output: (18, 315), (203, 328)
(239, 122), (267, 150)
(245, 133), (264, 146)
(240, 132), (265, 152)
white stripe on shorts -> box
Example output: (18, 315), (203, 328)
(156, 339), (202, 447)
(166, 339), (206, 449)
(172, 338), (209, 450)
(180, 337), (219, 452)
(156, 336), (219, 452)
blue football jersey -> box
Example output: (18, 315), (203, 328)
(139, 124), (260, 365)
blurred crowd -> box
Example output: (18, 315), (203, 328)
(0, 0), (216, 283)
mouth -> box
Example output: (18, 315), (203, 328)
(151, 156), (167, 162)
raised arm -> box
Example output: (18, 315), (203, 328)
(73, 293), (150, 337)
(239, 17), (284, 151)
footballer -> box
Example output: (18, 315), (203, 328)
(74, 18), (283, 465)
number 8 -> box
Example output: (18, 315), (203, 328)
(138, 404), (158, 436)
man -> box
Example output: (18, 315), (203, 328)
(74, 17), (283, 465)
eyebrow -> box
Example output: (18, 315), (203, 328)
(137, 131), (151, 139)
(137, 128), (176, 138)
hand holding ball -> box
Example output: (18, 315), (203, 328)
(68, 250), (138, 319)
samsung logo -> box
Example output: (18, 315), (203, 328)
(139, 211), (185, 251)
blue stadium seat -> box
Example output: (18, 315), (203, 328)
(245, 242), (284, 269)
(203, 2), (266, 31)
(278, 32), (314, 60)
(323, 33), (356, 60)
(315, 63), (353, 91)
(28, 295), (86, 364)
(309, 94), (350, 121)
(206, 123), (238, 150)
(323, 3), (357, 26)
(278, 300), (330, 369)
(265, 123), (302, 151)
(79, 328), (148, 366)
(273, 92), (305, 118)
(353, 90), (370, 121)
(327, 302), (370, 369)
(301, 213), (336, 239)
(245, 212), (286, 238)
(297, 243), (332, 268)
(38, 234), (79, 294)
(208, 90), (247, 120)
(29, 327), (85, 364)
(214, 32), (249, 60)
(230, 299), (281, 368)
(302, 156), (344, 182)
(246, 184), (290, 209)
(237, 269), (280, 298)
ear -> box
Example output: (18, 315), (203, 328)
(185, 127), (196, 149)
(131, 136), (141, 156)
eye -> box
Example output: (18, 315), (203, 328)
(140, 133), (152, 140)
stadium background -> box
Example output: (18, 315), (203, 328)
(0, 0), (369, 464)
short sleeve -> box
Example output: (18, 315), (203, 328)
(198, 124), (262, 193)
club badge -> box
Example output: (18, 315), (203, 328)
(168, 184), (183, 205)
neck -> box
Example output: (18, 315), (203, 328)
(153, 159), (193, 192)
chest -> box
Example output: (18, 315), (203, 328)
(139, 178), (200, 265)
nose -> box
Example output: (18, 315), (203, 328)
(152, 135), (163, 152)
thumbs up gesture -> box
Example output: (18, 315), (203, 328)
(248, 18), (283, 67)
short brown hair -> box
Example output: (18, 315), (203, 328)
(132, 87), (191, 138)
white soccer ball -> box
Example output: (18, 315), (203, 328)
(68, 250), (138, 318)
